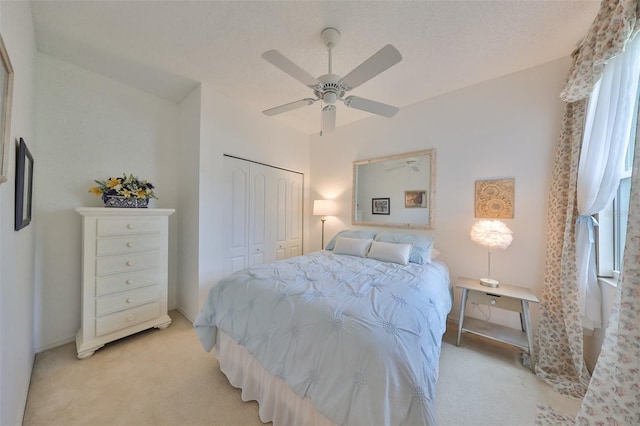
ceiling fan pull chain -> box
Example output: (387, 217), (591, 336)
(319, 101), (324, 136)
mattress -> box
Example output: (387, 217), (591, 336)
(195, 251), (452, 425)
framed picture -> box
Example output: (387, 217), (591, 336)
(475, 178), (515, 218)
(0, 34), (14, 184)
(372, 198), (390, 215)
(405, 190), (427, 208)
(15, 138), (33, 231)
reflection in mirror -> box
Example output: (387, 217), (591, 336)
(353, 149), (435, 230)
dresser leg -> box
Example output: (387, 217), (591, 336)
(154, 316), (172, 330)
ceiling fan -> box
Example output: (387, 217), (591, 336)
(261, 27), (402, 135)
(386, 159), (421, 172)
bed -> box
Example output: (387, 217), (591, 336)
(194, 231), (452, 425)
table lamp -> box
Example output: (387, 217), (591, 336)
(313, 199), (336, 249)
(470, 219), (513, 287)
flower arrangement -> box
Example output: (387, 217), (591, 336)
(89, 173), (157, 201)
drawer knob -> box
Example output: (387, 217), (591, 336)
(126, 279), (133, 285)
(490, 299), (497, 305)
(126, 297), (135, 303)
(126, 242), (134, 248)
(126, 315), (135, 322)
(127, 224), (135, 230)
(126, 261), (135, 266)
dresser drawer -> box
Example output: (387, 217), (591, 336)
(468, 291), (523, 312)
(95, 269), (163, 296)
(97, 217), (161, 236)
(96, 285), (160, 316)
(95, 301), (161, 337)
(96, 235), (162, 256)
(96, 251), (160, 276)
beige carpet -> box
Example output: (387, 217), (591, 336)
(23, 311), (581, 425)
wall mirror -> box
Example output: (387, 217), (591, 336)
(352, 149), (435, 230)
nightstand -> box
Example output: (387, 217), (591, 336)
(456, 276), (539, 370)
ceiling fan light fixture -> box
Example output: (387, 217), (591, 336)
(323, 92), (337, 104)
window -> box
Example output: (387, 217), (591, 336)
(597, 109), (636, 280)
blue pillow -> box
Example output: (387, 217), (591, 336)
(325, 229), (378, 251)
(374, 231), (435, 265)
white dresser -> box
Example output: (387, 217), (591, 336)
(76, 207), (175, 359)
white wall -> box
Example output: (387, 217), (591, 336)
(34, 53), (179, 351)
(176, 85), (201, 321)
(310, 57), (570, 332)
(0, 2), (37, 424)
(186, 83), (310, 320)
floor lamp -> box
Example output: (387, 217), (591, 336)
(313, 199), (336, 249)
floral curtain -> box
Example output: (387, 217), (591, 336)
(575, 133), (640, 425)
(536, 0), (640, 400)
(536, 100), (592, 398)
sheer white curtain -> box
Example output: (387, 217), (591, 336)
(576, 33), (640, 331)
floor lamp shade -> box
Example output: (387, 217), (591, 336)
(313, 199), (336, 217)
(313, 200), (336, 249)
(470, 219), (513, 287)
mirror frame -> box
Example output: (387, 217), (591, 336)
(352, 149), (436, 230)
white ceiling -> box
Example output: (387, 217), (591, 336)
(30, 1), (600, 135)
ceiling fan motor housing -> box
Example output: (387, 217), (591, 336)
(315, 73), (346, 104)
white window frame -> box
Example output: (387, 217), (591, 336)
(596, 107), (637, 283)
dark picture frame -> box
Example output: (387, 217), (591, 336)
(372, 198), (390, 215)
(0, 34), (14, 185)
(15, 138), (33, 231)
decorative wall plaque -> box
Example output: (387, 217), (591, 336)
(475, 178), (514, 218)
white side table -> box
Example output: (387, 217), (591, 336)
(456, 276), (539, 370)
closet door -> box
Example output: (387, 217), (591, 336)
(272, 168), (303, 260)
(287, 172), (303, 257)
(225, 156), (303, 271)
(249, 165), (267, 266)
(224, 157), (250, 273)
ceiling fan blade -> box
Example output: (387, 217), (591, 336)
(385, 164), (405, 171)
(262, 98), (317, 116)
(262, 50), (319, 87)
(343, 96), (399, 118)
(339, 45), (402, 90)
(321, 105), (336, 135)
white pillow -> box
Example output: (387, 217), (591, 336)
(366, 241), (412, 265)
(431, 248), (441, 260)
(333, 237), (373, 258)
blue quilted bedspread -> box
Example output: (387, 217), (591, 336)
(194, 251), (452, 425)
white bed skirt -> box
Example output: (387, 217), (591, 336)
(217, 330), (336, 426)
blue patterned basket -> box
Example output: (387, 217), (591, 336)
(103, 195), (149, 208)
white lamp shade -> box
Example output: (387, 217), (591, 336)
(313, 199), (336, 216)
(470, 219), (513, 249)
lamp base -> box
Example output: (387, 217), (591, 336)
(479, 278), (499, 288)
